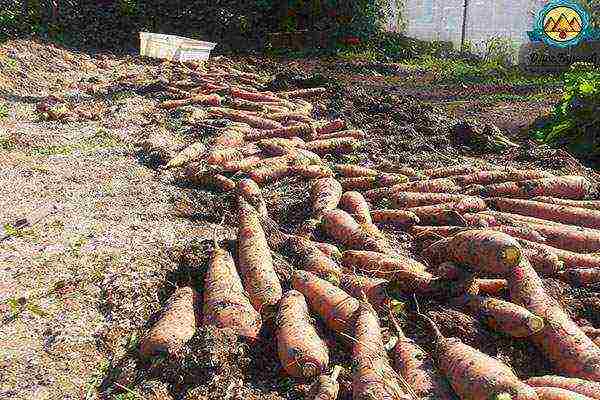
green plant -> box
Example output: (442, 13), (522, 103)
(531, 64), (600, 162)
(0, 103), (8, 119)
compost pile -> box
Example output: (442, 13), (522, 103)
(110, 57), (600, 400)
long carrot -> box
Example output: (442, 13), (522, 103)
(237, 178), (268, 218)
(319, 129), (366, 140)
(208, 107), (283, 129)
(518, 239), (600, 270)
(220, 156), (262, 172)
(558, 268), (600, 286)
(340, 274), (389, 311)
(365, 178), (462, 202)
(237, 197), (283, 316)
(278, 87), (327, 99)
(417, 310), (540, 400)
(308, 365), (343, 400)
(423, 164), (482, 179)
(522, 247), (564, 275)
(421, 230), (522, 274)
(352, 301), (408, 400)
(388, 310), (455, 400)
(371, 210), (420, 227)
(479, 210), (564, 227)
(320, 209), (390, 253)
(276, 290), (329, 379)
(469, 176), (593, 200)
(526, 376), (600, 400)
(533, 387), (595, 400)
(285, 235), (342, 284)
(508, 258), (600, 381)
(245, 124), (314, 141)
(206, 148), (244, 165)
(214, 126), (246, 147)
(453, 169), (554, 186)
(165, 142), (206, 169)
(185, 170), (236, 192)
(291, 270), (359, 335)
(268, 112), (315, 124)
(229, 87), (281, 102)
(248, 163), (293, 184)
(389, 192), (480, 209)
(532, 197), (600, 211)
(333, 164), (379, 178)
(486, 198), (600, 229)
(292, 165), (335, 179)
(256, 137), (303, 156)
(519, 222), (600, 253)
(316, 119), (345, 135)
(405, 203), (468, 226)
(159, 93), (222, 109)
(488, 225), (547, 243)
(340, 191), (373, 224)
(342, 250), (427, 277)
(139, 286), (198, 357)
(475, 278), (508, 296)
(301, 137), (360, 155)
(311, 178), (343, 217)
(202, 240), (262, 341)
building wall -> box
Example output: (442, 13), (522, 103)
(388, 0), (549, 49)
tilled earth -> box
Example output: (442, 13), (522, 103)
(1, 39), (599, 400)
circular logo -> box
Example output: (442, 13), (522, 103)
(529, 0), (593, 48)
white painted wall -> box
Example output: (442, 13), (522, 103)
(387, 0), (548, 50)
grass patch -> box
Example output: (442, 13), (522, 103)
(0, 133), (16, 151)
(30, 129), (124, 157)
(0, 103), (8, 119)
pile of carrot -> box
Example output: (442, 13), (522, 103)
(137, 58), (600, 400)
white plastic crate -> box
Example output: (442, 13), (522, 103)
(139, 32), (217, 61)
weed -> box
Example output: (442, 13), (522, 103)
(0, 133), (15, 151)
(111, 90), (136, 103)
(68, 235), (88, 256)
(3, 223), (38, 240)
(31, 144), (74, 156)
(0, 103), (8, 119)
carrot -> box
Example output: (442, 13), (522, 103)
(202, 240), (262, 341)
(417, 310), (540, 400)
(522, 247), (564, 275)
(352, 301), (408, 400)
(558, 268), (600, 286)
(245, 124), (315, 141)
(507, 258), (600, 381)
(268, 112), (315, 124)
(237, 178), (268, 218)
(340, 274), (389, 311)
(389, 192), (478, 209)
(214, 127), (246, 147)
(278, 87), (327, 99)
(301, 137), (360, 155)
(340, 191), (373, 224)
(423, 164), (482, 179)
(421, 230), (522, 274)
(316, 119), (345, 135)
(532, 197), (600, 211)
(311, 241), (342, 261)
(248, 163), (293, 184)
(340, 173), (409, 191)
(371, 210), (420, 227)
(463, 212), (496, 227)
(410, 225), (465, 240)
(308, 365), (343, 400)
(475, 278), (508, 296)
(453, 169), (554, 186)
(237, 197), (283, 315)
(185, 169), (237, 192)
(333, 164), (379, 178)
(533, 387), (595, 400)
(140, 131), (177, 162)
(342, 249), (427, 276)
(285, 235), (342, 284)
(256, 137), (302, 156)
(487, 197), (600, 229)
(240, 142), (262, 156)
(165, 142), (206, 169)
(469, 176), (593, 199)
(519, 239), (600, 270)
(292, 164), (334, 179)
(208, 107), (283, 129)
(206, 148), (244, 165)
(291, 270), (359, 335)
(365, 178), (462, 202)
(293, 148), (322, 165)
(221, 155), (262, 172)
(321, 209), (390, 253)
(376, 163), (426, 180)
(139, 286), (198, 357)
(388, 310), (455, 400)
(311, 178), (343, 217)
(276, 290), (329, 379)
(462, 294), (545, 338)
(488, 225), (547, 243)
(319, 129), (366, 140)
(405, 203), (469, 226)
(519, 223), (600, 253)
(159, 93), (222, 109)
(229, 87), (281, 102)
(478, 210), (564, 227)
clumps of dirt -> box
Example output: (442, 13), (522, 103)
(451, 119), (519, 154)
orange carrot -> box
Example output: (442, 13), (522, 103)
(268, 112), (315, 124)
(462, 212), (496, 227)
(308, 366), (342, 400)
(333, 164), (379, 178)
(352, 301), (408, 400)
(405, 203), (469, 226)
(558, 268), (600, 287)
(371, 210), (420, 227)
(206, 148), (244, 165)
(237, 178), (268, 218)
(462, 294), (545, 338)
(319, 129), (366, 140)
(470, 176), (593, 199)
(475, 278), (508, 296)
(256, 137), (302, 156)
(532, 197), (600, 211)
(276, 290), (329, 379)
(418, 311), (540, 400)
(410, 225), (465, 239)
(316, 119), (345, 135)
(312, 242), (342, 261)
(245, 124), (315, 141)
(526, 376), (600, 400)
(285, 235), (342, 284)
(202, 241), (262, 341)
(388, 311), (455, 400)
(139, 286), (197, 357)
(533, 387), (595, 400)
(487, 197), (600, 229)
(311, 178), (343, 217)
(278, 87), (327, 99)
(237, 198), (283, 315)
(221, 155), (262, 172)
(488, 225), (546, 243)
(519, 239), (600, 270)
(422, 164), (482, 179)
(389, 192), (478, 209)
(320, 209), (390, 253)
(165, 142), (206, 169)
(229, 87), (281, 102)
(340, 274), (389, 311)
(453, 169), (554, 186)
(248, 163), (293, 184)
(291, 270), (359, 335)
(340, 191), (373, 224)
(342, 250), (428, 277)
(301, 137), (360, 155)
(292, 164), (334, 179)
(522, 247), (564, 275)
(214, 127), (246, 147)
(365, 178), (462, 202)
(519, 222), (600, 253)
(508, 258), (600, 381)
(208, 107), (283, 129)
(159, 93), (222, 109)
(340, 173), (409, 191)
(185, 169), (236, 192)
(421, 230), (522, 274)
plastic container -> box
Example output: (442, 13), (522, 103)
(139, 32), (217, 61)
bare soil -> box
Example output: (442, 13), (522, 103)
(1, 39), (599, 400)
